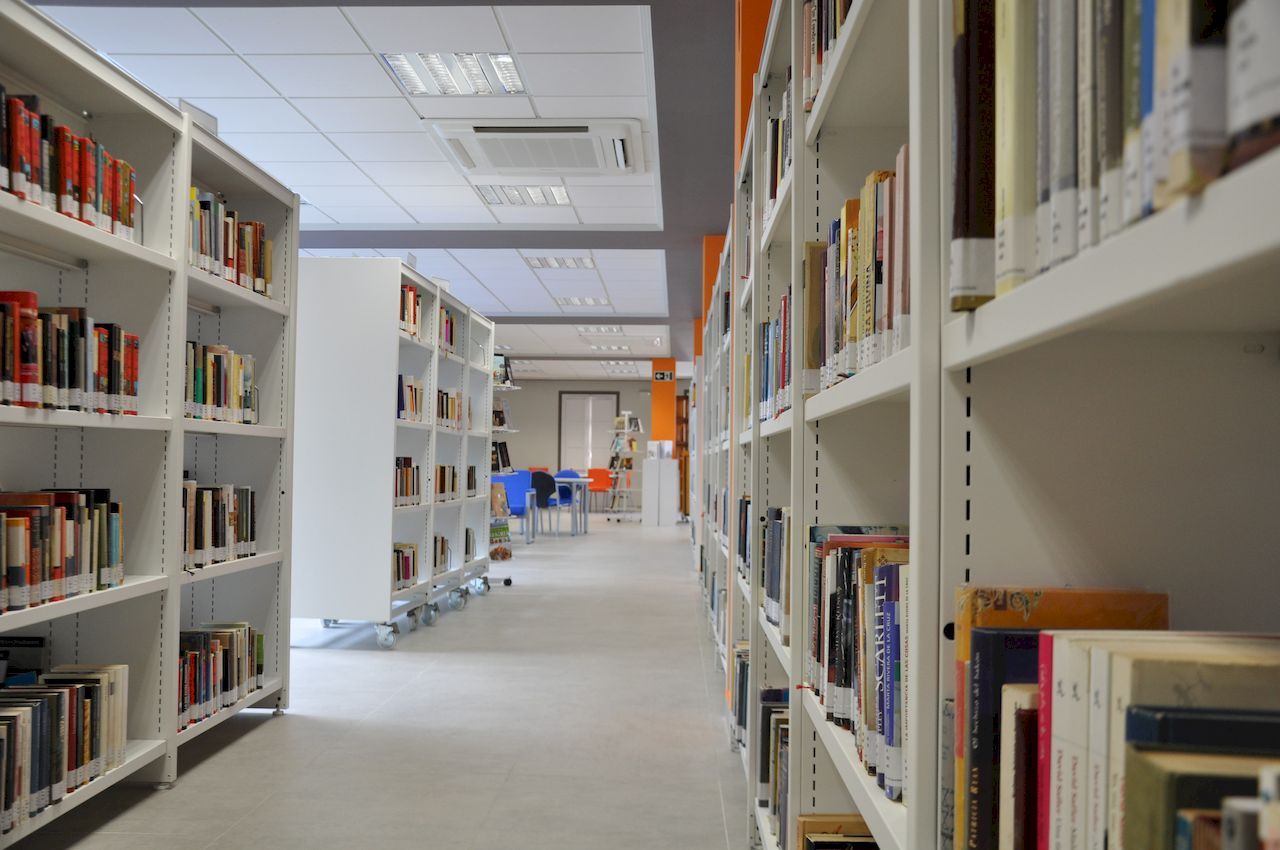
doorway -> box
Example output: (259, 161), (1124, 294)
(558, 392), (619, 471)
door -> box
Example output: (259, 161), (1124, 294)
(558, 392), (617, 471)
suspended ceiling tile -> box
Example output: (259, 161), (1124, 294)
(530, 96), (650, 121)
(244, 54), (401, 99)
(320, 206), (415, 225)
(592, 249), (666, 271)
(566, 185), (657, 208)
(299, 206), (335, 225)
(44, 7), (227, 53)
(357, 162), (468, 186)
(293, 98), (424, 133)
(576, 206), (658, 225)
(404, 206), (496, 225)
(490, 207), (580, 225)
(534, 267), (603, 284)
(292, 185), (395, 206)
(306, 248), (383, 257)
(262, 161), (373, 188)
(110, 54), (275, 98)
(341, 6), (508, 54)
(537, 277), (608, 299)
(329, 132), (445, 162)
(496, 6), (645, 53)
(410, 249), (477, 279)
(193, 7), (366, 53)
(412, 96), (536, 120)
(562, 173), (656, 187)
(516, 54), (647, 98)
(218, 133), (345, 163)
(183, 98), (315, 133)
(384, 185), (482, 207)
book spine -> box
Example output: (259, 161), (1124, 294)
(1227, 0), (1280, 170)
(1122, 0), (1144, 223)
(1049, 0), (1079, 267)
(1163, 2), (1229, 201)
(1098, 0), (1126, 240)
(1078, 0), (1100, 250)
(1139, 0), (1158, 216)
(949, 0), (997, 309)
(1039, 633), (1054, 850)
(995, 0), (1039, 296)
(1037, 0), (1053, 272)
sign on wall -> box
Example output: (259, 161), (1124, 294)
(653, 370), (674, 381)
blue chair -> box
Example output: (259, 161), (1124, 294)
(494, 470), (536, 541)
(553, 469), (580, 503)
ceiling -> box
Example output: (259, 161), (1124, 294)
(507, 358), (694, 380)
(41, 1), (734, 362)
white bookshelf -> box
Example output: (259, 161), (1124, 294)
(0, 0), (297, 833)
(699, 1), (1280, 849)
(292, 259), (493, 649)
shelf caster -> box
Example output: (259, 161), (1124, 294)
(322, 618), (338, 629)
(374, 623), (399, 649)
(153, 781), (175, 791)
(471, 577), (489, 595)
(420, 604), (439, 626)
(502, 577), (513, 586)
(407, 611), (419, 631)
(272, 708), (285, 717)
(448, 589), (467, 611)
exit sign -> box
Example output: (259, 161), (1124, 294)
(653, 370), (674, 381)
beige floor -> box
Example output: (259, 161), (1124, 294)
(28, 520), (750, 849)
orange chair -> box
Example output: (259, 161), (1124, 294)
(586, 468), (612, 511)
(528, 467), (549, 473)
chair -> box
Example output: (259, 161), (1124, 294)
(553, 468), (580, 503)
(530, 471), (564, 536)
(493, 470), (535, 540)
(586, 468), (612, 511)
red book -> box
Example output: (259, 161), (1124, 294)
(7, 99), (28, 200)
(123, 332), (139, 414)
(26, 108), (40, 205)
(79, 137), (96, 226)
(54, 127), (73, 216)
(124, 161), (135, 235)
(100, 153), (114, 229)
(94, 326), (108, 414)
(0, 290), (39, 407)
(1038, 633), (1054, 850)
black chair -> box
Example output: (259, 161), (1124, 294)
(530, 471), (564, 537)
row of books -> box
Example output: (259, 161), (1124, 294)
(397, 374), (424, 422)
(797, 815), (879, 848)
(2, 89), (139, 242)
(393, 457), (420, 507)
(799, 0), (855, 112)
(432, 534), (449, 574)
(806, 145), (911, 391)
(764, 67), (795, 219)
(463, 527), (476, 563)
(180, 481), (256, 569)
(761, 505), (793, 634)
(492, 398), (510, 429)
(392, 542), (418, 590)
(0, 489), (124, 611)
(178, 622), (263, 731)
(765, 685), (791, 847)
(399, 284), (423, 338)
(759, 292), (792, 421)
(187, 189), (273, 299)
(183, 342), (258, 424)
(465, 466), (478, 497)
(0, 294), (139, 414)
(950, 0), (1280, 308)
(491, 441), (512, 474)
(807, 527), (911, 803)
(0, 648), (128, 830)
(736, 496), (752, 580)
(436, 388), (462, 429)
(732, 642), (750, 750)
(439, 305), (458, 352)
(435, 464), (460, 500)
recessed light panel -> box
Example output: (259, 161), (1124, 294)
(554, 296), (610, 307)
(380, 52), (526, 97)
(590, 344), (630, 352)
(527, 256), (595, 270)
(576, 325), (622, 334)
(475, 185), (573, 206)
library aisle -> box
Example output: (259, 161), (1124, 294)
(25, 523), (748, 850)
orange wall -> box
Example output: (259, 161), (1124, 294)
(735, 0), (771, 165)
(650, 358), (677, 441)
(702, 234), (725, 332)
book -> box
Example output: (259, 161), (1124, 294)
(757, 687), (788, 803)
(178, 623), (262, 730)
(393, 458), (421, 508)
(1098, 0), (1127, 240)
(181, 480), (257, 568)
(950, 0), (997, 309)
(1124, 748), (1267, 850)
(1226, 1), (1280, 170)
(183, 341), (257, 424)
(1156, 1), (1230, 205)
(1078, 0), (1100, 250)
(439, 305), (458, 352)
(999, 684), (1040, 850)
(399, 284), (422, 337)
(804, 837), (878, 848)
(1049, 0), (1079, 267)
(397, 374), (425, 422)
(392, 542), (418, 590)
(189, 188), (273, 297)
(995, 0), (1039, 295)
(1123, 0), (1146, 223)
(1174, 809), (1222, 850)
(942, 697), (957, 850)
(1221, 797), (1262, 850)
(1127, 705), (1280, 755)
(0, 488), (123, 609)
(1139, 0), (1158, 215)
(1037, 0), (1053, 271)
(951, 587), (1170, 850)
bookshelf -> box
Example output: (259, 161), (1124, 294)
(0, 0), (297, 836)
(699, 1), (1280, 849)
(292, 259), (492, 649)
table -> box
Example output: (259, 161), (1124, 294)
(554, 477), (591, 536)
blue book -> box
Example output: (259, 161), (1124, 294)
(1139, 0), (1158, 215)
(1126, 705), (1280, 756)
(885, 597), (902, 800)
(966, 627), (1040, 850)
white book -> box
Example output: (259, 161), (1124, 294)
(1036, 0), (1053, 273)
(1077, 0), (1099, 251)
(996, 0), (1040, 296)
(1049, 0), (1079, 266)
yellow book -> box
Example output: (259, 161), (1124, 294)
(994, 0), (1038, 295)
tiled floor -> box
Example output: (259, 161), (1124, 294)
(27, 520), (750, 849)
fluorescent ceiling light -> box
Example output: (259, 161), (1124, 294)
(527, 256), (595, 270)
(454, 53), (494, 95)
(494, 343), (512, 351)
(488, 53), (525, 94)
(420, 53), (461, 95)
(577, 325), (622, 334)
(382, 53), (429, 95)
(475, 185), (572, 207)
(602, 360), (633, 367)
(590, 344), (630, 352)
(555, 296), (610, 307)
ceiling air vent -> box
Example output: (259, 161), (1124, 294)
(431, 119), (644, 177)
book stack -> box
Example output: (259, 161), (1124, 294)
(466, 465), (477, 498)
(764, 68), (794, 220)
(188, 189), (273, 298)
(806, 527), (911, 803)
(799, 1), (857, 112)
(491, 441), (512, 474)
(759, 292), (792, 421)
(439, 305), (457, 353)
(435, 465), (459, 501)
(1, 90), (140, 241)
(804, 146), (911, 392)
(432, 534), (449, 575)
(950, 0), (1279, 309)
(393, 457), (420, 507)
(0, 489), (124, 611)
(177, 622), (263, 731)
(180, 480), (256, 569)
(758, 687), (790, 817)
(0, 641), (128, 828)
(761, 505), (792, 637)
(399, 284), (422, 338)
(397, 374), (424, 422)
(0, 293), (140, 414)
(183, 342), (257, 424)
(436, 388), (461, 430)
(391, 542), (418, 590)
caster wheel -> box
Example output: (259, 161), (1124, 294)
(503, 578), (513, 587)
(420, 604), (439, 626)
(408, 613), (419, 631)
(448, 590), (467, 611)
(472, 578), (488, 595)
(374, 624), (398, 649)
(322, 618), (337, 628)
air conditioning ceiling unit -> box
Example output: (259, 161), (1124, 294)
(431, 119), (644, 177)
